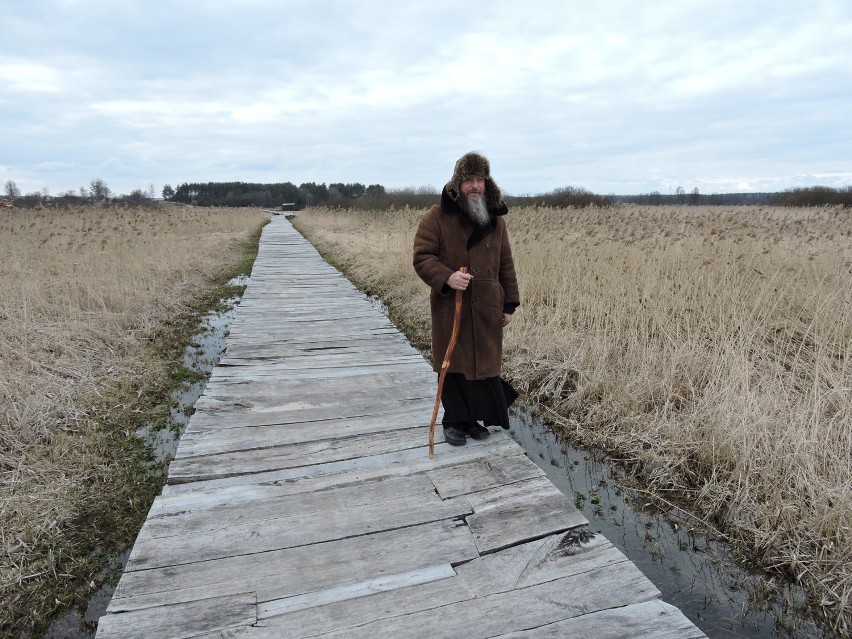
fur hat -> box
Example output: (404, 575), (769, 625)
(445, 151), (505, 213)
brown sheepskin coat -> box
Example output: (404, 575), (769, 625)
(413, 188), (520, 380)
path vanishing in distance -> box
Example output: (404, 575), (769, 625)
(95, 215), (706, 638)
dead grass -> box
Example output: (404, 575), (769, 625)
(0, 203), (269, 636)
(292, 204), (852, 634)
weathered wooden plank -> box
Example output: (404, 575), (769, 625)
(223, 329), (401, 348)
(250, 569), (476, 638)
(219, 343), (422, 365)
(174, 628), (254, 639)
(454, 530), (632, 594)
(230, 315), (388, 328)
(232, 316), (390, 332)
(225, 330), (399, 345)
(181, 398), (431, 439)
(229, 311), (391, 328)
(195, 368), (434, 400)
(221, 336), (411, 357)
(108, 519), (479, 613)
(217, 348), (423, 368)
(95, 592), (256, 639)
(463, 476), (588, 554)
(235, 297), (376, 309)
(161, 435), (519, 496)
(252, 557), (660, 638)
(202, 369), (432, 389)
(186, 389), (435, 433)
(168, 426), (432, 483)
(257, 564), (456, 619)
(178, 408), (432, 459)
(250, 533), (635, 633)
(427, 451), (546, 499)
(185, 394), (436, 431)
(199, 360), (431, 385)
(214, 358), (421, 374)
(151, 438), (519, 534)
(223, 330), (403, 345)
(495, 600), (708, 638)
(233, 301), (378, 314)
(127, 474), (471, 570)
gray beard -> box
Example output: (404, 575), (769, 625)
(464, 195), (490, 227)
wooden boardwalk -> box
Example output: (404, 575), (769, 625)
(96, 216), (706, 638)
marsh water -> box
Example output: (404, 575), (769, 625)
(40, 284), (245, 639)
(43, 284), (828, 638)
(508, 406), (824, 638)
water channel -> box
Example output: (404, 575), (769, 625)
(508, 406), (824, 638)
(43, 282), (829, 638)
(40, 282), (245, 639)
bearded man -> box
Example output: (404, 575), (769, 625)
(413, 151), (520, 446)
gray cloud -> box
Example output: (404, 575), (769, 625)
(2, 0), (850, 196)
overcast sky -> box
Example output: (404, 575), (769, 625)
(2, 0), (850, 198)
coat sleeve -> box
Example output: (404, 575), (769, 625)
(499, 221), (520, 310)
(413, 206), (454, 294)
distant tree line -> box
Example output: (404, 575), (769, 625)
(2, 178), (158, 209)
(161, 182), (616, 210)
(618, 185), (852, 207)
(508, 186), (616, 208)
(346, 186), (438, 211)
(767, 186), (852, 207)
(166, 181), (388, 209)
(617, 188), (771, 206)
(3, 178), (850, 211)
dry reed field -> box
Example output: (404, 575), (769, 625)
(0, 204), (269, 636)
(292, 204), (852, 635)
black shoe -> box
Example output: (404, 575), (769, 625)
(465, 422), (490, 440)
(443, 425), (466, 446)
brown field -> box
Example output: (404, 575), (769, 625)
(292, 204), (852, 634)
(0, 204), (270, 636)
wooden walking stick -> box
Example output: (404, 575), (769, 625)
(428, 267), (467, 458)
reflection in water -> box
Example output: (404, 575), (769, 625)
(508, 405), (825, 639)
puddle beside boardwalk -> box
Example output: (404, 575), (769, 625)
(140, 289), (244, 465)
(36, 550), (130, 639)
(508, 405), (826, 639)
(39, 279), (246, 639)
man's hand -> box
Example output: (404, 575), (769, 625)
(502, 313), (513, 327)
(447, 270), (473, 290)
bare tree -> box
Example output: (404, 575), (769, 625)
(690, 187), (700, 205)
(89, 178), (111, 203)
(4, 179), (20, 199)
(126, 188), (149, 204)
(675, 186), (685, 204)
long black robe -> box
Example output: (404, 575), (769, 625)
(440, 373), (517, 429)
